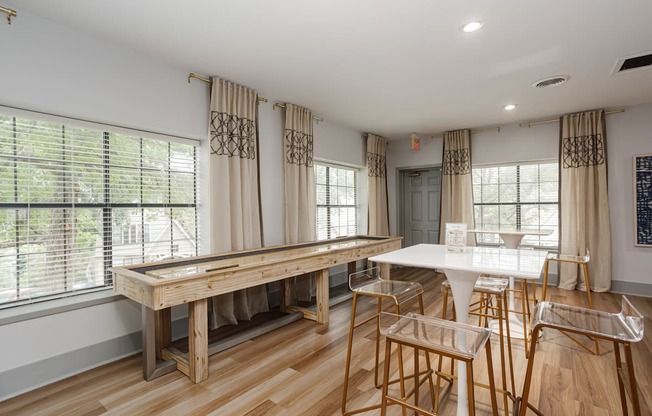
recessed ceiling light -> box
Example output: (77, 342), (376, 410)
(504, 104), (517, 111)
(461, 20), (483, 33)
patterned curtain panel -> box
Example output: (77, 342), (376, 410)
(439, 129), (475, 245)
(209, 77), (268, 329)
(559, 109), (611, 292)
(284, 103), (317, 302)
(367, 134), (390, 235)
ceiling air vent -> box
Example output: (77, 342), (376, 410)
(611, 51), (652, 76)
(532, 76), (569, 88)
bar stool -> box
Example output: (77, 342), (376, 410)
(439, 277), (515, 415)
(379, 312), (499, 416)
(518, 296), (644, 416)
(540, 249), (599, 354)
(342, 267), (426, 416)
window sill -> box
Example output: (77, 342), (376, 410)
(0, 289), (125, 326)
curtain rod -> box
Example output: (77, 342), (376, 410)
(471, 126), (501, 134)
(415, 125), (501, 139)
(272, 102), (324, 123)
(519, 108), (625, 128)
(1, 5), (17, 24)
(188, 73), (324, 122)
(188, 73), (268, 103)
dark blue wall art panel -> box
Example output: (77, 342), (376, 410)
(635, 154), (652, 246)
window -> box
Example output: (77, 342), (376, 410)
(0, 113), (198, 308)
(315, 163), (358, 240)
(472, 162), (558, 248)
(118, 224), (150, 245)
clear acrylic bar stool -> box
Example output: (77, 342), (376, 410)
(440, 277), (515, 415)
(379, 312), (499, 416)
(540, 249), (599, 354)
(342, 267), (426, 416)
(518, 296), (644, 416)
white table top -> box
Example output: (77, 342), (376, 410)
(369, 244), (548, 279)
(467, 229), (553, 236)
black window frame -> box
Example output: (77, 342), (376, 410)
(472, 161), (559, 250)
(0, 113), (198, 308)
(315, 162), (359, 240)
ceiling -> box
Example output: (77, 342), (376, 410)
(6, 0), (652, 139)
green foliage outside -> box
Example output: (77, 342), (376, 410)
(0, 115), (197, 304)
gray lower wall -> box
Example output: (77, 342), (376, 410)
(0, 331), (141, 401)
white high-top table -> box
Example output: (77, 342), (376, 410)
(369, 244), (547, 416)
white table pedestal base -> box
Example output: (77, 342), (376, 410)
(443, 268), (482, 416)
(489, 313), (527, 339)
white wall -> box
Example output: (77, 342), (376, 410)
(0, 10), (208, 140)
(258, 106), (365, 247)
(386, 104), (652, 288)
(0, 7), (364, 400)
(314, 120), (366, 167)
(605, 103), (652, 287)
(257, 104), (286, 247)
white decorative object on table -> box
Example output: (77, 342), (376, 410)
(445, 222), (467, 251)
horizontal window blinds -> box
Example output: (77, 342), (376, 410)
(472, 162), (558, 248)
(0, 114), (198, 308)
(315, 164), (358, 240)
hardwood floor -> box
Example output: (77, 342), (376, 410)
(2, 267), (651, 415)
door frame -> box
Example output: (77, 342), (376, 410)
(396, 164), (441, 243)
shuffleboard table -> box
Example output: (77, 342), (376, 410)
(111, 235), (402, 383)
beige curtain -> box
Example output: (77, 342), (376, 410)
(209, 77), (268, 329)
(367, 134), (390, 236)
(439, 129), (475, 245)
(559, 109), (611, 292)
(284, 103), (317, 302)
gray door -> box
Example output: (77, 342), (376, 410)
(402, 169), (441, 247)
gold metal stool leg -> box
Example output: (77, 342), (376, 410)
(341, 292), (360, 415)
(385, 337), (498, 415)
(520, 279), (532, 358)
(435, 288), (454, 411)
(614, 340), (642, 416)
(518, 326), (541, 416)
(581, 262), (600, 355)
(343, 289), (426, 415)
(437, 285), (513, 415)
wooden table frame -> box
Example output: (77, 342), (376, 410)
(112, 235), (402, 383)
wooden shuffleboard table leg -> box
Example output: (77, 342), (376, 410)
(188, 298), (209, 383)
(316, 268), (330, 324)
(142, 306), (176, 381)
(379, 262), (391, 280)
(155, 308), (171, 358)
(348, 261), (357, 279)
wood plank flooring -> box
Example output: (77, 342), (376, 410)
(2, 267), (651, 415)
